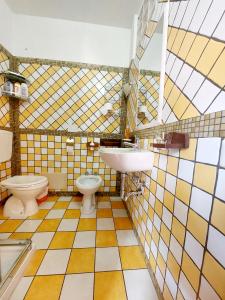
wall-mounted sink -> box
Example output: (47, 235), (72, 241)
(99, 148), (154, 173)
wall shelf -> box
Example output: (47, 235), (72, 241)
(0, 71), (30, 85)
(1, 90), (30, 102)
(151, 132), (189, 149)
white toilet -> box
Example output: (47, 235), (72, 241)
(1, 175), (48, 218)
(76, 175), (102, 214)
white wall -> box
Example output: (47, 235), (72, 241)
(0, 0), (13, 52)
(11, 14), (131, 67)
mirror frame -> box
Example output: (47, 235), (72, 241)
(135, 1), (169, 131)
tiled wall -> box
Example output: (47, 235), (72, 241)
(0, 46), (12, 201)
(18, 60), (125, 133)
(125, 1), (225, 299)
(20, 133), (117, 193)
(163, 0), (225, 123)
(137, 72), (160, 126)
(125, 137), (225, 300)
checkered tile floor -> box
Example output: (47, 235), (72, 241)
(0, 195), (158, 300)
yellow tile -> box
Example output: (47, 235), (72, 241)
(49, 232), (75, 249)
(24, 250), (46, 276)
(111, 201), (124, 209)
(181, 104), (200, 120)
(163, 190), (175, 212)
(67, 248), (95, 273)
(149, 255), (156, 273)
(160, 223), (170, 246)
(28, 210), (49, 219)
(0, 220), (23, 232)
(167, 252), (180, 283)
(64, 209), (81, 219)
(155, 199), (163, 217)
(202, 251), (225, 299)
(186, 35), (208, 67)
(172, 93), (190, 119)
(193, 163), (217, 194)
(53, 202), (69, 209)
(172, 217), (185, 246)
(187, 209), (208, 245)
(209, 49), (225, 88)
(171, 29), (186, 54)
(157, 169), (166, 186)
(157, 252), (166, 276)
(182, 252), (200, 292)
(119, 246), (146, 269)
(37, 219), (60, 232)
(97, 209), (113, 218)
(10, 232), (33, 240)
(197, 39), (224, 75)
(94, 271), (127, 300)
(114, 217), (133, 230)
(175, 179), (191, 205)
(47, 195), (59, 202)
(178, 31), (196, 58)
(211, 198), (225, 235)
(180, 139), (197, 161)
(163, 284), (173, 300)
(167, 157), (178, 176)
(77, 218), (96, 231)
(96, 230), (117, 247)
(24, 275), (64, 300)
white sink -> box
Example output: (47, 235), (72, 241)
(99, 147), (154, 173)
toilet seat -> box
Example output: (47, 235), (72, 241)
(1, 176), (48, 189)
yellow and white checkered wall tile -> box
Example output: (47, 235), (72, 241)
(0, 50), (10, 128)
(125, 136), (225, 299)
(18, 63), (123, 133)
(20, 133), (117, 193)
(0, 160), (11, 201)
(163, 0), (225, 123)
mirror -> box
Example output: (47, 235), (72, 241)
(136, 4), (168, 129)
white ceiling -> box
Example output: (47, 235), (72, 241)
(5, 0), (143, 28)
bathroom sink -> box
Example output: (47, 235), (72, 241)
(99, 148), (154, 172)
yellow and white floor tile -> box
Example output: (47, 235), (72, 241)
(0, 195), (158, 300)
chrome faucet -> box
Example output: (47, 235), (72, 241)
(123, 137), (140, 149)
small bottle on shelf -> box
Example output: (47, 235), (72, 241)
(21, 83), (29, 99)
(3, 81), (13, 94)
(14, 82), (21, 97)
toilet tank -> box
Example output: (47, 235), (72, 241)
(0, 130), (13, 163)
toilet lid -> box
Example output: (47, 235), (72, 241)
(1, 176), (48, 188)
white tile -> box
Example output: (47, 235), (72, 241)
(190, 187), (212, 220)
(112, 209), (128, 217)
(95, 247), (121, 271)
(68, 202), (81, 209)
(192, 80), (220, 113)
(58, 196), (72, 202)
(220, 139), (225, 168)
(174, 198), (188, 226)
(207, 226), (225, 267)
(45, 209), (65, 219)
(196, 138), (221, 165)
(176, 63), (193, 90)
(97, 201), (111, 208)
(183, 70), (205, 100)
(214, 13), (225, 41)
(165, 269), (177, 299)
(32, 232), (54, 249)
(169, 235), (182, 264)
(158, 238), (168, 261)
(184, 232), (204, 269)
(0, 233), (11, 239)
(97, 218), (114, 230)
(124, 269), (158, 300)
(206, 91), (225, 114)
(179, 272), (196, 300)
(37, 249), (70, 275)
(165, 173), (176, 194)
(188, 0), (212, 33)
(73, 231), (96, 248)
(9, 277), (33, 300)
(116, 230), (138, 246)
(39, 201), (54, 209)
(156, 184), (164, 202)
(162, 207), (172, 230)
(151, 240), (158, 259)
(155, 267), (164, 292)
(199, 276), (220, 300)
(16, 220), (42, 232)
(80, 211), (96, 218)
(57, 219), (79, 231)
(158, 154), (167, 171)
(153, 214), (161, 232)
(215, 169), (225, 202)
(60, 274), (94, 300)
(178, 159), (194, 183)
